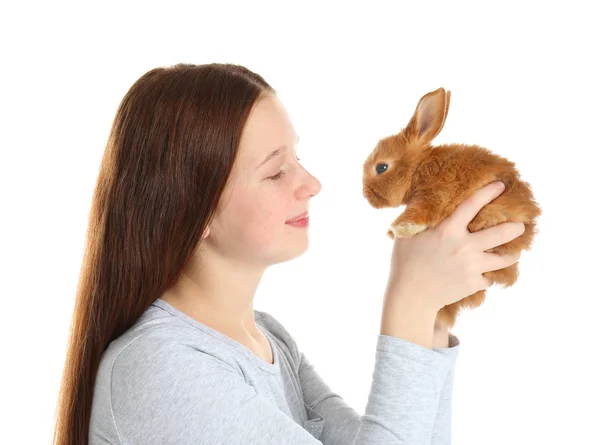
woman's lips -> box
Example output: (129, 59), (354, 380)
(285, 211), (309, 223)
(286, 216), (309, 228)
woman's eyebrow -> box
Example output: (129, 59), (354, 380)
(255, 148), (283, 170)
(254, 135), (300, 170)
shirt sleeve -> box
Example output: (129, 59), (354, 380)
(297, 333), (460, 445)
(431, 332), (461, 445)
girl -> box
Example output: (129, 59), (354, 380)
(52, 63), (524, 445)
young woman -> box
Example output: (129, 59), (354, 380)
(52, 63), (524, 445)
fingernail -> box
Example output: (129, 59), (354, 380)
(496, 181), (505, 190)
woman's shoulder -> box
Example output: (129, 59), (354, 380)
(100, 301), (245, 375)
(96, 302), (301, 381)
(90, 302), (264, 444)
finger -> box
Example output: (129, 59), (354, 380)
(445, 182), (506, 233)
(480, 251), (521, 274)
(472, 221), (526, 252)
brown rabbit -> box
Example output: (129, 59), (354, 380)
(362, 87), (542, 330)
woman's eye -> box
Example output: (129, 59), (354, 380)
(268, 157), (301, 181)
(269, 170), (286, 180)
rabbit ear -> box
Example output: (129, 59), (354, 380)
(404, 88), (451, 145)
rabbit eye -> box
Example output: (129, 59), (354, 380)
(375, 163), (388, 175)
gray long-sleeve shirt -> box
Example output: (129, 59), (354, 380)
(89, 297), (460, 444)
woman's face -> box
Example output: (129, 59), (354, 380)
(205, 93), (322, 266)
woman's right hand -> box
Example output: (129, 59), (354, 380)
(384, 181), (526, 313)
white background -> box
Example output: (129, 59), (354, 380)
(2, 1), (598, 444)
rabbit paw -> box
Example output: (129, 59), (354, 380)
(388, 222), (428, 238)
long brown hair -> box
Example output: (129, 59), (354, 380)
(51, 63), (276, 445)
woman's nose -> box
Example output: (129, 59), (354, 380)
(298, 172), (322, 199)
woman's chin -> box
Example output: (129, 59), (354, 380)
(270, 235), (309, 265)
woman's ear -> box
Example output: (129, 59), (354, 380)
(202, 226), (211, 240)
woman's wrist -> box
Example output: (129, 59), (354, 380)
(380, 290), (439, 349)
(432, 323), (450, 348)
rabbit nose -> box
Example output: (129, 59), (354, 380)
(363, 186), (384, 202)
